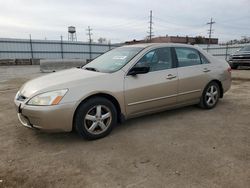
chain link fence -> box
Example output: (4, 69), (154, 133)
(198, 43), (250, 61)
(0, 38), (249, 63)
(0, 38), (120, 61)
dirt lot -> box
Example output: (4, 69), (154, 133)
(0, 66), (249, 188)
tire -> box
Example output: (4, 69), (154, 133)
(230, 64), (238, 69)
(74, 97), (117, 140)
(199, 82), (221, 109)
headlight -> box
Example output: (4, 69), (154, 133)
(15, 91), (20, 100)
(27, 89), (68, 106)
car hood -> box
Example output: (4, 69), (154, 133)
(19, 68), (106, 97)
(232, 51), (250, 56)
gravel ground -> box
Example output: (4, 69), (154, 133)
(0, 66), (249, 188)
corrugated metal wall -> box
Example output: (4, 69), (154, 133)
(0, 38), (248, 61)
(0, 38), (120, 60)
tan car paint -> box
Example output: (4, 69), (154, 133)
(124, 68), (178, 116)
(14, 43), (231, 132)
(177, 64), (209, 104)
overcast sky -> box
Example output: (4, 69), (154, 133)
(0, 0), (249, 43)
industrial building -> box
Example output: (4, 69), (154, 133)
(125, 35), (218, 45)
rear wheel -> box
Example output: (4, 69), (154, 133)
(199, 82), (220, 109)
(74, 97), (117, 140)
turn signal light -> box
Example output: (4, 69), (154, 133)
(52, 96), (63, 105)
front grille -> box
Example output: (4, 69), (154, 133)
(232, 55), (250, 60)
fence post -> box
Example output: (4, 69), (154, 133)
(89, 41), (92, 60)
(206, 44), (209, 53)
(225, 43), (228, 61)
(29, 34), (34, 59)
(108, 41), (111, 51)
(60, 35), (64, 59)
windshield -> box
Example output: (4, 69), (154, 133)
(239, 45), (250, 51)
(83, 47), (143, 73)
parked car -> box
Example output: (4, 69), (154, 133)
(14, 43), (231, 140)
(228, 45), (250, 69)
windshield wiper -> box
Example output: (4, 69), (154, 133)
(83, 67), (99, 72)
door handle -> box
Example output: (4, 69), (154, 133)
(166, 74), (176, 79)
(203, 68), (211, 73)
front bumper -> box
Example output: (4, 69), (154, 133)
(14, 99), (76, 132)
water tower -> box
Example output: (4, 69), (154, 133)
(68, 26), (77, 41)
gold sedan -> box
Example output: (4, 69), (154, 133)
(14, 43), (231, 139)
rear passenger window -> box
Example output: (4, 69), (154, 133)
(199, 53), (210, 64)
(175, 47), (201, 67)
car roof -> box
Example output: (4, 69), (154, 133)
(123, 43), (196, 49)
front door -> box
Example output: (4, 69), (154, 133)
(124, 47), (178, 116)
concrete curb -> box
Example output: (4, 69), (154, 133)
(40, 59), (87, 72)
(0, 59), (40, 66)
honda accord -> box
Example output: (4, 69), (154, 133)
(14, 43), (231, 139)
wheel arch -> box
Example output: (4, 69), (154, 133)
(72, 93), (123, 130)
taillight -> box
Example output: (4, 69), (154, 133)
(227, 67), (232, 73)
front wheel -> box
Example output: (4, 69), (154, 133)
(199, 82), (220, 109)
(74, 97), (117, 140)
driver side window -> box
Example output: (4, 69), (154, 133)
(135, 47), (173, 72)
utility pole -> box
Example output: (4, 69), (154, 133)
(86, 26), (93, 43)
(206, 17), (215, 51)
(147, 10), (153, 42)
(86, 26), (93, 61)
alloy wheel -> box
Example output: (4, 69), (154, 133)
(84, 105), (112, 135)
(205, 85), (219, 106)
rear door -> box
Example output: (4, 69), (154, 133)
(124, 47), (178, 116)
(174, 47), (211, 104)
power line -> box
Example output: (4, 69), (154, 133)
(218, 22), (250, 30)
(218, 16), (250, 24)
(95, 18), (147, 30)
(95, 22), (148, 32)
(207, 17), (215, 50)
(154, 16), (206, 28)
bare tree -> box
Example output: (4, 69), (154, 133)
(98, 37), (107, 44)
(224, 36), (250, 45)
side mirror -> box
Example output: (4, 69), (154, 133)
(128, 66), (150, 76)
